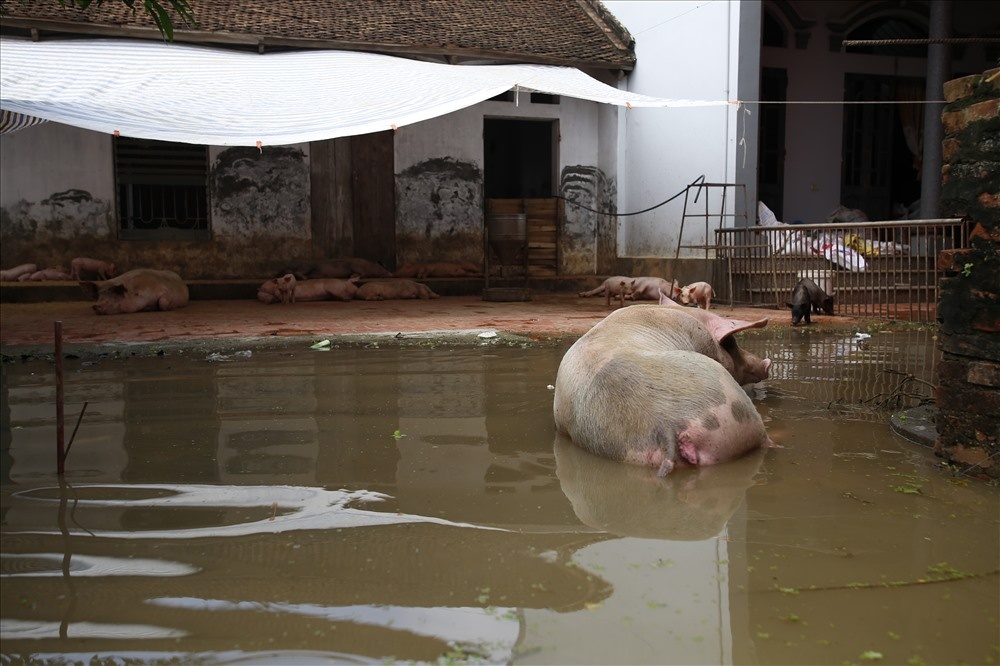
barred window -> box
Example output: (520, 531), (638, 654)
(114, 137), (210, 240)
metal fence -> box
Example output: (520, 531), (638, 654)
(715, 218), (969, 322)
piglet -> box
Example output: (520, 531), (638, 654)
(70, 257), (117, 280)
(674, 281), (715, 310)
(579, 276), (635, 308)
(0, 263), (37, 281)
(257, 274), (297, 304)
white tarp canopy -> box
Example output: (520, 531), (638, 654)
(0, 37), (732, 146)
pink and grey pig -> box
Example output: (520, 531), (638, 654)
(0, 263), (37, 281)
(257, 274), (297, 304)
(70, 257), (117, 280)
(673, 281), (715, 309)
(579, 276), (635, 308)
(553, 304), (772, 476)
(292, 277), (359, 302)
(79, 268), (189, 315)
(627, 277), (678, 302)
(356, 279), (439, 300)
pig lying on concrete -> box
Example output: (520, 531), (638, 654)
(787, 277), (834, 325)
(70, 257), (117, 280)
(356, 279), (440, 300)
(291, 277), (359, 302)
(80, 269), (189, 315)
(0, 263), (37, 281)
(309, 257), (392, 279)
(553, 304), (772, 476)
(22, 267), (73, 281)
(627, 277), (678, 302)
(579, 276), (636, 308)
(673, 281), (715, 309)
(257, 274), (297, 304)
(393, 261), (481, 278)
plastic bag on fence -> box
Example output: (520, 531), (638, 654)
(759, 201), (813, 257)
(815, 233), (867, 271)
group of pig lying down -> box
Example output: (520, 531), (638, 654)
(580, 276), (716, 310)
(554, 291), (773, 477)
(256, 257), (480, 304)
(0, 257), (117, 283)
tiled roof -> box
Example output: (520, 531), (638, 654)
(0, 0), (636, 70)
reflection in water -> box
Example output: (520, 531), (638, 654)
(1, 332), (997, 665)
(555, 434), (765, 540)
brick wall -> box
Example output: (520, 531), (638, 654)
(936, 67), (1000, 479)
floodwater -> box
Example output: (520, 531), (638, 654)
(1, 330), (997, 665)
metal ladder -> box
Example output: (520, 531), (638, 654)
(673, 181), (775, 307)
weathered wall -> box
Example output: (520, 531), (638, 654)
(394, 96), (613, 273)
(559, 166), (616, 275)
(396, 157), (483, 264)
(0, 123), (313, 279)
(935, 67), (1000, 479)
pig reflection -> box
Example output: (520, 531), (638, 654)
(553, 305), (771, 476)
(555, 435), (765, 539)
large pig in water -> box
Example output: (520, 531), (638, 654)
(80, 269), (189, 315)
(553, 304), (772, 476)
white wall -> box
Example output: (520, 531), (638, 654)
(606, 0), (750, 258)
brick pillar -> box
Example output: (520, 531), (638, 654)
(935, 68), (1000, 479)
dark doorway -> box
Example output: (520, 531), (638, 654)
(841, 74), (923, 220)
(483, 119), (555, 198)
(758, 67), (787, 220)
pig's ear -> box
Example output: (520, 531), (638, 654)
(79, 281), (99, 300)
(658, 290), (677, 305)
(109, 284), (127, 296)
(703, 313), (769, 341)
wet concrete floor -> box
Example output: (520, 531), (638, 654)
(1, 325), (996, 665)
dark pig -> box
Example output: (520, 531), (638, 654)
(787, 277), (834, 325)
(80, 269), (188, 315)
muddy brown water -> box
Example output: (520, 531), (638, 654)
(1, 330), (997, 665)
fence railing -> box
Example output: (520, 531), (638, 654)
(715, 218), (969, 322)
